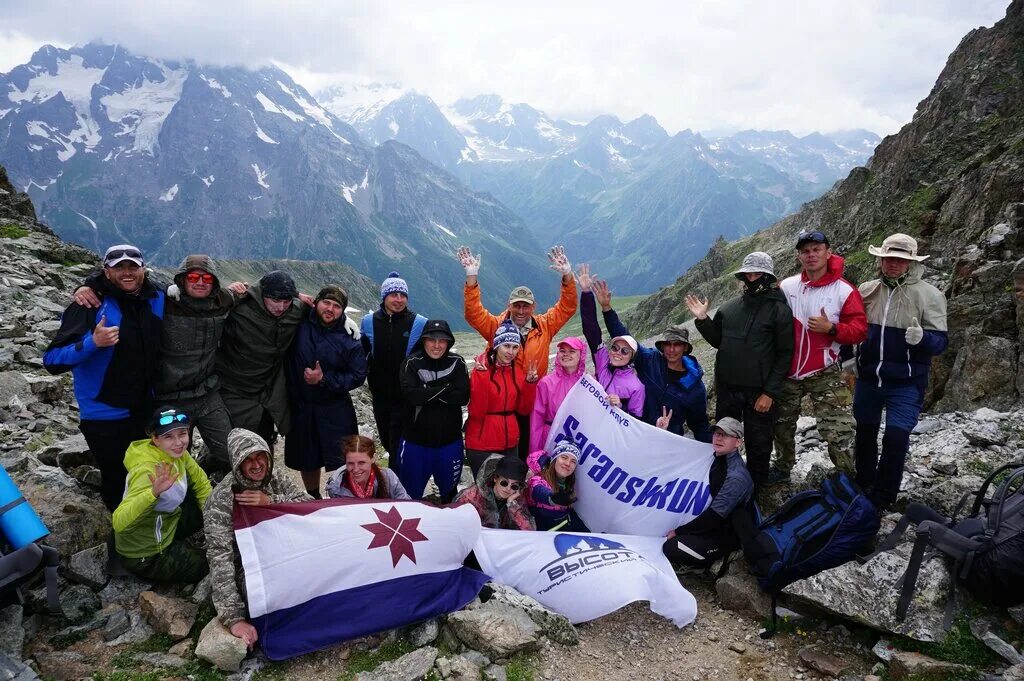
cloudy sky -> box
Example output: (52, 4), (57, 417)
(0, 0), (1009, 136)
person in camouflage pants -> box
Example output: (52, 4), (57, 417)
(772, 230), (867, 481)
(203, 428), (311, 648)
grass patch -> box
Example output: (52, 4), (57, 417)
(506, 652), (536, 681)
(338, 639), (414, 681)
(181, 660), (227, 681)
(890, 618), (1000, 668)
(50, 629), (88, 649)
(0, 224), (30, 239)
(92, 671), (165, 681)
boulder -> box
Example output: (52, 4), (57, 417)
(797, 645), (852, 677)
(0, 651), (38, 681)
(9, 464), (109, 558)
(139, 591), (197, 640)
(0, 606), (24, 659)
(715, 566), (772, 619)
(783, 542), (961, 642)
(405, 618), (439, 647)
(104, 609), (154, 647)
(194, 618), (248, 672)
(32, 651), (93, 681)
(436, 654), (482, 681)
(446, 601), (539, 659)
(969, 617), (1024, 665)
(479, 582), (578, 645)
(24, 375), (64, 403)
(66, 544), (107, 590)
(353, 646), (438, 681)
(887, 651), (973, 680)
(963, 422), (1008, 447)
(938, 335), (1017, 412)
(59, 584), (100, 623)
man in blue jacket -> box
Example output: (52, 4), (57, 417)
(854, 234), (948, 508)
(44, 244), (165, 510)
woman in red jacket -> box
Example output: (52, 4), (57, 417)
(466, 321), (537, 476)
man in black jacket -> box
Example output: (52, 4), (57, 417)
(359, 272), (428, 477)
(398, 319), (470, 501)
(685, 252), (794, 489)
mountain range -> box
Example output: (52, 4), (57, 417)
(0, 41), (878, 321)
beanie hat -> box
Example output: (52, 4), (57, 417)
(315, 284), (348, 309)
(493, 455), (529, 481)
(260, 270), (297, 300)
(540, 440), (581, 468)
(493, 320), (522, 348)
(381, 271), (409, 301)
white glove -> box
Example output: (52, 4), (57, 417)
(548, 245), (571, 276)
(344, 315), (361, 340)
(905, 317), (923, 346)
(166, 284), (181, 301)
(456, 246), (481, 276)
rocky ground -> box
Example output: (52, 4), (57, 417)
(2, 178), (1024, 681)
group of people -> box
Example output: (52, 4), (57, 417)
(40, 228), (947, 648)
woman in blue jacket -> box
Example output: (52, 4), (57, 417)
(594, 280), (711, 442)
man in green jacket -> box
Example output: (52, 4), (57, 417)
(685, 252), (794, 489)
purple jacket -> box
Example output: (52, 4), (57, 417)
(580, 291), (645, 419)
(529, 336), (587, 452)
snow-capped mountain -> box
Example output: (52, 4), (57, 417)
(0, 44), (556, 322)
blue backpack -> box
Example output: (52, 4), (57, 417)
(736, 472), (879, 634)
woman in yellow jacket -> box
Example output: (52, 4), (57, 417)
(112, 406), (212, 582)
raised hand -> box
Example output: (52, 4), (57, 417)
(148, 462), (179, 497)
(807, 307), (834, 334)
(592, 279), (612, 311)
(456, 246), (481, 275)
(656, 406), (673, 430)
(905, 317), (924, 346)
(575, 263), (594, 292)
(526, 359), (539, 383)
(73, 287), (102, 308)
(92, 315), (119, 348)
(684, 293), (710, 320)
(547, 245), (572, 277)
(304, 360), (324, 385)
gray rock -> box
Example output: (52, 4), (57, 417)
(405, 618), (439, 647)
(436, 654), (481, 681)
(1004, 664), (1024, 681)
(24, 375), (64, 403)
(102, 607), (130, 642)
(353, 646), (438, 681)
(784, 542), (959, 642)
(0, 651), (39, 681)
(104, 609), (154, 647)
(888, 651), (973, 680)
(32, 651), (92, 681)
(139, 591), (197, 640)
(969, 617), (1024, 665)
(963, 422), (1008, 447)
(1010, 604), (1024, 627)
(461, 650), (490, 668)
(479, 582), (578, 645)
(912, 419), (943, 435)
(447, 601), (539, 659)
(189, 574), (213, 605)
(167, 640), (192, 659)
(131, 652), (188, 669)
(66, 544), (107, 590)
(98, 575), (151, 607)
(715, 566), (772, 619)
(195, 618), (248, 672)
(798, 645), (851, 677)
(9, 463), (109, 558)
(483, 664), (508, 681)
(60, 584), (100, 623)
(872, 639), (895, 662)
(0, 606), (24, 659)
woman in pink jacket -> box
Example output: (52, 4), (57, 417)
(530, 336), (587, 451)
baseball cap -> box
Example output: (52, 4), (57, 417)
(508, 286), (535, 305)
(103, 244), (144, 268)
(147, 406), (190, 437)
(712, 417), (744, 438)
(795, 230), (829, 249)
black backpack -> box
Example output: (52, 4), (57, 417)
(872, 462), (1024, 623)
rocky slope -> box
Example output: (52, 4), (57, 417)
(626, 0), (1024, 413)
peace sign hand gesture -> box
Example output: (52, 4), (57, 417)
(656, 407), (673, 430)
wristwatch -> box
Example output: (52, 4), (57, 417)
(827, 323), (838, 337)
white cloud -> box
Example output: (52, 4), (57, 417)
(0, 1), (1009, 136)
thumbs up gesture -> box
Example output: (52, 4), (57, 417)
(92, 315), (119, 347)
(304, 360), (324, 385)
(807, 307), (835, 334)
(905, 317), (924, 346)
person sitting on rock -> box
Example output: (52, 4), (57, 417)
(203, 428), (312, 649)
(112, 406), (212, 582)
(662, 418), (754, 571)
(325, 435), (411, 500)
(526, 441), (588, 532)
(45, 244), (165, 511)
(596, 280), (712, 441)
(455, 454), (535, 530)
(853, 234), (948, 509)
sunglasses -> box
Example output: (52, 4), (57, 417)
(610, 344), (632, 355)
(185, 272), (215, 284)
(797, 230), (827, 243)
(157, 412), (188, 426)
(496, 479), (522, 491)
(105, 248), (142, 261)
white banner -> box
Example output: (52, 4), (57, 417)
(474, 528), (697, 626)
(543, 376), (715, 536)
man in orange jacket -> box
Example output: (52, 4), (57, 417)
(457, 245), (578, 459)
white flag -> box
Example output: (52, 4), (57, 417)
(544, 376), (715, 536)
(474, 528), (697, 626)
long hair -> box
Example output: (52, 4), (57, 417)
(541, 457), (576, 497)
(341, 434), (389, 498)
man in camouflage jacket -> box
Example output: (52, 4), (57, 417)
(203, 428), (311, 647)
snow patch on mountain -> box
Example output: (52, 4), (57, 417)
(200, 75), (232, 98)
(101, 64), (187, 155)
(75, 211), (98, 231)
(255, 91), (304, 122)
(341, 169), (369, 205)
(159, 184), (179, 201)
(251, 163), (270, 189)
(317, 81), (406, 127)
(431, 220), (456, 238)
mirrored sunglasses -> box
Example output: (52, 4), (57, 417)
(105, 248), (143, 261)
(158, 412), (189, 426)
(185, 272), (215, 284)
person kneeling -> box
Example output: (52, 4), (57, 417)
(112, 407), (212, 582)
(203, 428), (312, 648)
(526, 442), (588, 532)
(456, 454), (535, 530)
(663, 417), (754, 570)
(326, 435), (412, 500)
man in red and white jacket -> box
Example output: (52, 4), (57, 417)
(770, 230), (867, 483)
